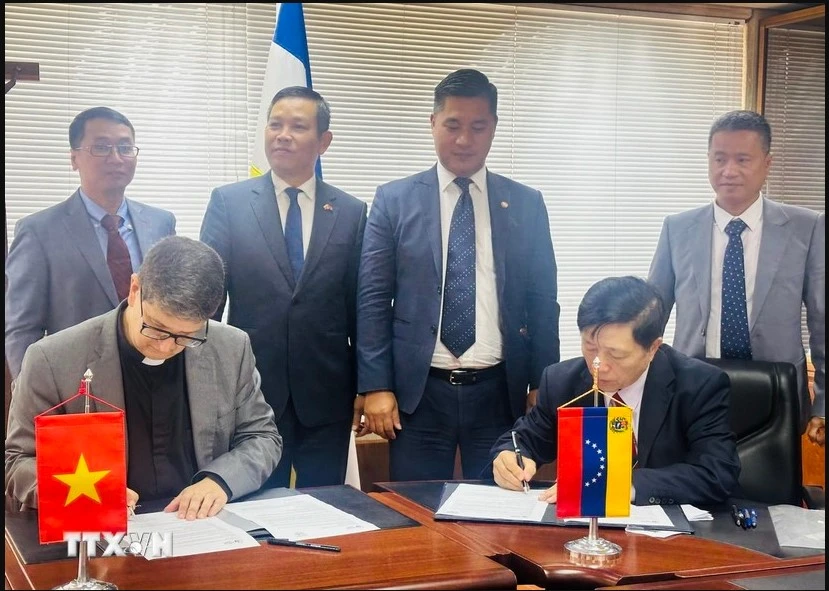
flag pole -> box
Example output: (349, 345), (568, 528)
(563, 357), (623, 566)
(53, 371), (118, 590)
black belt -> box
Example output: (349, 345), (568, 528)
(429, 363), (505, 386)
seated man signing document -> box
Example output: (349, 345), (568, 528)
(491, 276), (740, 506)
(5, 236), (282, 519)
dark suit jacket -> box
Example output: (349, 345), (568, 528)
(4, 191), (175, 378)
(491, 345), (741, 506)
(357, 166), (560, 420)
(200, 174), (367, 427)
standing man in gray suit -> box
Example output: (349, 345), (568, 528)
(200, 86), (367, 488)
(648, 110), (824, 443)
(5, 107), (176, 379)
(355, 69), (560, 481)
(6, 237), (282, 518)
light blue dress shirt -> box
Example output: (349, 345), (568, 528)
(79, 191), (142, 271)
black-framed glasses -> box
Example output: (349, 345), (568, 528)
(139, 296), (208, 348)
(75, 144), (140, 158)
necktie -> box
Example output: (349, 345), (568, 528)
(721, 219), (752, 360)
(611, 391), (638, 464)
(284, 187), (304, 282)
(440, 177), (476, 358)
(100, 214), (133, 301)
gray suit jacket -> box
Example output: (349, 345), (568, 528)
(648, 199), (825, 426)
(5, 307), (282, 509)
(5, 191), (176, 378)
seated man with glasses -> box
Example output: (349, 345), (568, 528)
(5, 106), (175, 382)
(5, 236), (283, 519)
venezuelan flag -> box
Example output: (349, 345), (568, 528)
(556, 406), (633, 518)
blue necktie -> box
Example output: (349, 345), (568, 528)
(441, 177), (476, 358)
(284, 187), (304, 282)
(721, 218), (752, 360)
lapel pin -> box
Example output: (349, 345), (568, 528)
(323, 203), (333, 212)
(500, 201), (509, 209)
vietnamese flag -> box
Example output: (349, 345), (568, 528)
(556, 406), (633, 518)
(35, 410), (127, 543)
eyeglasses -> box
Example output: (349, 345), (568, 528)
(75, 144), (140, 158)
(139, 296), (208, 348)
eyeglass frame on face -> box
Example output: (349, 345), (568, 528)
(139, 295), (208, 348)
(74, 144), (140, 158)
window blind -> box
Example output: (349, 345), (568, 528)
(5, 2), (744, 358)
(762, 26), (825, 354)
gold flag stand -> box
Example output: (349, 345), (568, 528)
(54, 370), (118, 591)
(562, 357), (623, 566)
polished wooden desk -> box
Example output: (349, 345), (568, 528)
(596, 556), (825, 589)
(5, 510), (516, 590)
(372, 481), (825, 589)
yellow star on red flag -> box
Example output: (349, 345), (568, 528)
(53, 453), (110, 506)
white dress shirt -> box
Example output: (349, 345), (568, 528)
(705, 196), (764, 357)
(431, 162), (503, 370)
(271, 171), (316, 256)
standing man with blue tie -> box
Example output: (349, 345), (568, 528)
(355, 69), (560, 481)
(648, 110), (825, 442)
(200, 86), (367, 488)
(5, 107), (176, 380)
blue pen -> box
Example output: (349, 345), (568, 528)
(749, 509), (758, 528)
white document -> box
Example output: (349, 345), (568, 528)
(127, 511), (259, 560)
(563, 504), (674, 528)
(223, 493), (379, 540)
(436, 483), (549, 522)
(769, 505), (825, 550)
(624, 526), (687, 538)
(681, 504), (713, 521)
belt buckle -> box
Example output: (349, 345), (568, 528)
(449, 370), (464, 385)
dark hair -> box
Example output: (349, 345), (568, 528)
(138, 237), (225, 322)
(433, 69), (498, 119)
(269, 86), (331, 134)
(69, 107), (135, 149)
(577, 276), (664, 349)
(709, 110), (772, 154)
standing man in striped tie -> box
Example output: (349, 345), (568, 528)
(201, 87), (367, 488)
(355, 69), (560, 481)
(5, 107), (176, 380)
(648, 111), (824, 442)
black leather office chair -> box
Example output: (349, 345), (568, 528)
(702, 358), (811, 507)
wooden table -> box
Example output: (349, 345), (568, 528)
(371, 482), (825, 588)
(596, 555), (825, 589)
(5, 513), (516, 590)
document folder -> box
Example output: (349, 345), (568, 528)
(434, 482), (694, 533)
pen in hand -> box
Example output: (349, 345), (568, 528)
(266, 538), (341, 553)
(511, 430), (530, 494)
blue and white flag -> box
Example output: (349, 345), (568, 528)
(251, 3), (314, 177)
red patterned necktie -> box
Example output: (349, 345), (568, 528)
(101, 214), (133, 301)
(611, 391), (638, 463)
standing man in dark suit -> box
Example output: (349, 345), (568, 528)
(355, 69), (560, 481)
(5, 107), (176, 380)
(492, 276), (740, 506)
(648, 110), (824, 440)
(200, 86), (367, 488)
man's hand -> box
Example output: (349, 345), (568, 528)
(493, 449), (537, 491)
(127, 488), (139, 516)
(537, 482), (557, 504)
(352, 395), (371, 437)
(526, 388), (539, 413)
(806, 416), (825, 447)
(164, 477), (228, 520)
(363, 390), (401, 440)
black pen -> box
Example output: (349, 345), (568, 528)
(266, 538), (341, 553)
(511, 430), (530, 494)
